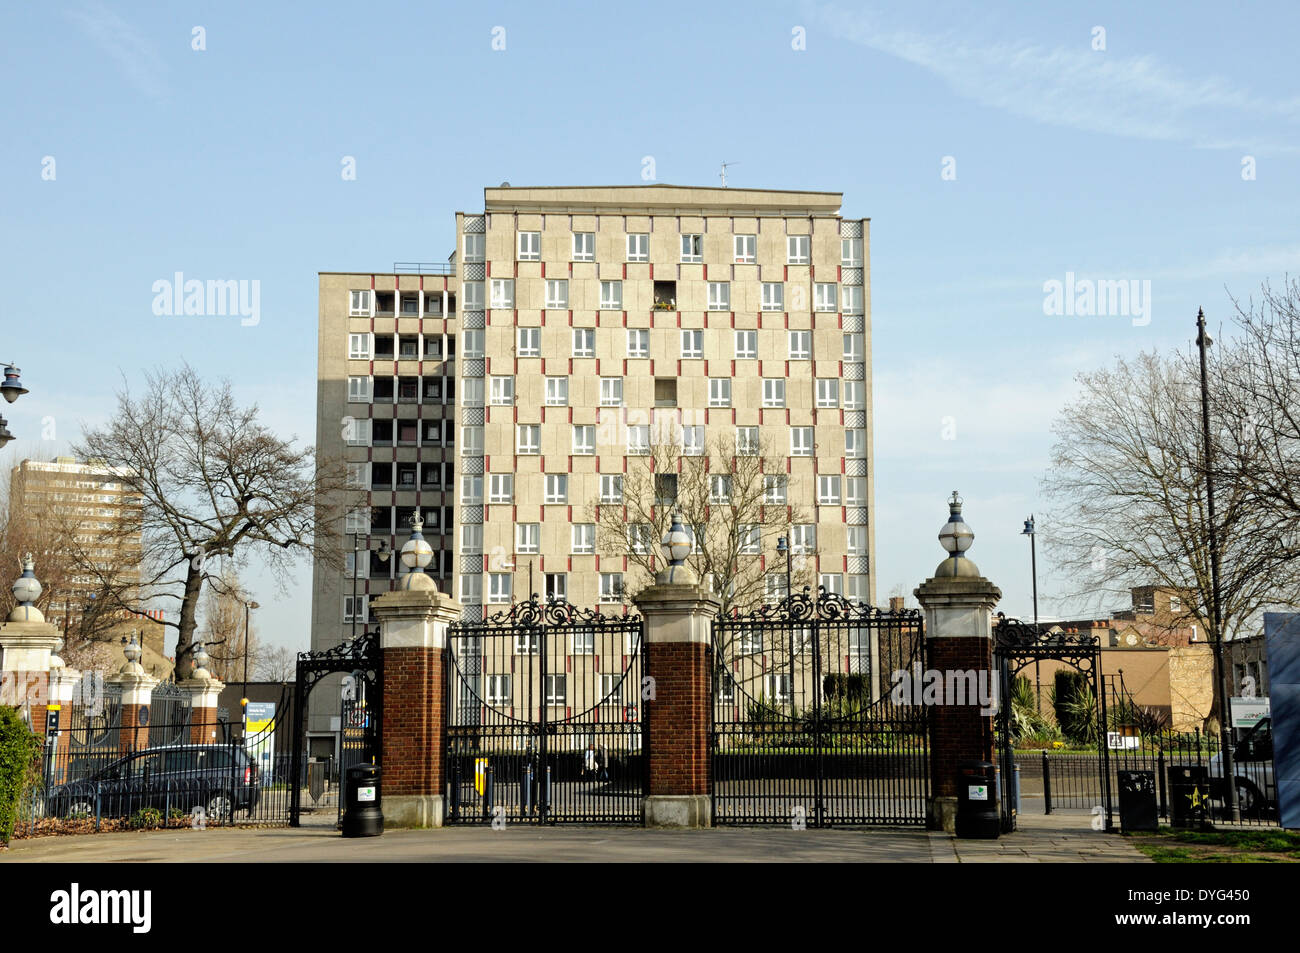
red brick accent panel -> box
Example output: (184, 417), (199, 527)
(926, 637), (995, 798)
(381, 646), (444, 797)
(646, 642), (711, 796)
(118, 704), (147, 756)
(190, 708), (217, 744)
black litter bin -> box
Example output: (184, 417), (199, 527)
(341, 764), (383, 837)
(1117, 770), (1158, 832)
(1169, 765), (1209, 829)
(956, 761), (999, 838)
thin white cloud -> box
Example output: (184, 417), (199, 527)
(813, 4), (1300, 154)
(66, 1), (167, 101)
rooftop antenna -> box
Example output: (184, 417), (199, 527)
(720, 161), (739, 187)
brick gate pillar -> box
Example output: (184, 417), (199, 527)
(371, 565), (461, 829)
(913, 492), (1002, 833)
(0, 555), (65, 740)
(633, 522), (720, 829)
(179, 644), (225, 744)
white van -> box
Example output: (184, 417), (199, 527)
(1208, 717), (1274, 817)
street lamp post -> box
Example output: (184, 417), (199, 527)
(1196, 308), (1240, 822)
(242, 599), (259, 734)
(1023, 515), (1041, 711)
(0, 364), (31, 449)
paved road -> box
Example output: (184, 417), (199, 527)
(1, 809), (1148, 863)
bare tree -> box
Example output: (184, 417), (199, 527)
(198, 565), (259, 682)
(589, 432), (816, 616)
(75, 364), (353, 679)
(1042, 349), (1300, 727)
(255, 646), (296, 683)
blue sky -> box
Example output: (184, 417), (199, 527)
(2, 1), (1298, 651)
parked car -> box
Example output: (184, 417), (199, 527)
(45, 744), (260, 821)
(1209, 717), (1274, 817)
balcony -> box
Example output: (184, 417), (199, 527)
(653, 280), (677, 311)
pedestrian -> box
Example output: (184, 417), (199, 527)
(598, 743), (610, 783)
(584, 742), (596, 780)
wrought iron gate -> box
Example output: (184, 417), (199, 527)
(993, 615), (1111, 832)
(711, 589), (929, 827)
(445, 596), (645, 824)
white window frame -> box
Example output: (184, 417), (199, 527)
(820, 573), (844, 596)
(764, 474), (787, 504)
(573, 328), (596, 358)
(788, 330), (812, 360)
(545, 674), (567, 705)
(349, 290), (372, 317)
(461, 475), (483, 506)
(463, 234), (485, 263)
(348, 333), (371, 359)
(708, 378), (731, 407)
(846, 428), (867, 458)
(681, 234), (703, 263)
(627, 329), (649, 358)
(463, 282), (485, 311)
(545, 279), (568, 310)
(848, 526), (869, 556)
(572, 524), (596, 555)
(762, 379), (785, 408)
(816, 379), (840, 408)
(710, 475), (732, 503)
(460, 574), (483, 605)
(488, 573), (512, 604)
(490, 376), (515, 406)
(681, 329), (703, 358)
(344, 594), (368, 623)
(761, 283), (784, 312)
(845, 476), (866, 506)
(627, 425), (651, 456)
(842, 286), (863, 314)
(517, 327), (541, 357)
(486, 674), (512, 705)
(488, 473), (514, 504)
(599, 573), (624, 603)
(814, 283), (837, 312)
(734, 234), (756, 264)
(462, 329), (484, 358)
(707, 282), (731, 311)
(490, 278), (515, 309)
(843, 334), (864, 363)
(461, 378), (484, 407)
(627, 233), (649, 262)
(544, 474), (568, 505)
(545, 376), (569, 406)
(573, 232), (595, 262)
(736, 426), (759, 456)
(600, 474), (623, 503)
(738, 524), (761, 555)
(791, 524), (816, 554)
(818, 475), (842, 505)
(516, 523), (540, 554)
(461, 426), (484, 456)
(518, 231), (541, 261)
(573, 425), (596, 455)
(460, 523), (483, 555)
(344, 417), (370, 446)
(681, 425), (705, 456)
(791, 427), (814, 457)
(516, 424), (541, 455)
(841, 237), (863, 267)
(600, 377), (623, 406)
(347, 377), (372, 403)
(843, 380), (865, 410)
(600, 281), (623, 310)
(787, 235), (810, 265)
(734, 330), (757, 359)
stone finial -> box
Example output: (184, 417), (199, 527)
(118, 634), (145, 676)
(654, 512), (699, 586)
(397, 510), (438, 592)
(8, 552), (45, 623)
(934, 491), (981, 578)
(49, 634), (65, 670)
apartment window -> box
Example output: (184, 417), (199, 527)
(681, 329), (703, 358)
(787, 235), (810, 265)
(764, 474), (787, 504)
(545, 674), (567, 705)
(461, 523), (483, 555)
(517, 327), (541, 357)
(818, 475), (842, 505)
(348, 333), (371, 359)
(572, 524), (596, 554)
(707, 282), (730, 311)
(490, 279), (515, 309)
(627, 329), (649, 358)
(627, 425), (650, 456)
(349, 290), (372, 316)
(814, 283), (837, 312)
(346, 463), (367, 488)
(846, 428), (867, 458)
(734, 234), (756, 264)
(710, 475), (732, 503)
(489, 473), (514, 504)
(599, 573), (624, 603)
(736, 426), (759, 456)
(600, 377), (623, 406)
(545, 376), (569, 406)
(628, 523), (655, 555)
(844, 380), (865, 410)
(791, 427), (814, 457)
(788, 330), (811, 360)
(461, 475), (483, 505)
(571, 627), (596, 655)
(761, 283), (784, 312)
(654, 473), (678, 506)
(463, 282), (485, 311)
(573, 232), (595, 261)
(735, 330), (757, 359)
(517, 425), (541, 455)
(516, 523), (540, 554)
(518, 231), (541, 260)
(681, 425), (705, 456)
(627, 233), (649, 262)
(344, 595), (368, 622)
(488, 573), (512, 604)
(462, 378), (484, 407)
(463, 329), (484, 358)
(347, 377), (371, 403)
(846, 476), (866, 506)
(461, 426), (484, 456)
(544, 573), (567, 601)
(490, 376), (515, 405)
(544, 474), (568, 504)
(819, 573), (844, 597)
(464, 234), (485, 262)
(545, 279), (568, 309)
(344, 509), (367, 534)
(573, 425), (596, 455)
(843, 334), (864, 363)
(765, 674), (792, 704)
(842, 237), (863, 266)
(738, 524), (761, 554)
(573, 328), (596, 357)
(847, 574), (869, 605)
(764, 574), (789, 604)
(486, 674), (511, 705)
(655, 377), (677, 406)
(344, 417), (370, 446)
(681, 234), (703, 262)
(816, 379), (840, 408)
(600, 673), (622, 703)
(600, 281), (623, 310)
(842, 286), (863, 314)
(600, 474), (623, 503)
(460, 574), (482, 605)
(791, 524), (816, 553)
(709, 378), (732, 407)
(847, 526), (868, 556)
(762, 379), (785, 408)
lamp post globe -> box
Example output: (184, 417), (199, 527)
(0, 365), (28, 404)
(938, 491), (974, 556)
(400, 512), (433, 573)
(12, 553), (42, 606)
(660, 514), (692, 566)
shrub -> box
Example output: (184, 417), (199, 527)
(0, 707), (43, 844)
(129, 807), (164, 830)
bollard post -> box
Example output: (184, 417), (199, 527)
(1042, 751), (1052, 815)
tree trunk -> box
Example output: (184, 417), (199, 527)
(174, 562), (204, 680)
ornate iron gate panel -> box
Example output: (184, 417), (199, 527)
(289, 629), (381, 827)
(993, 615), (1111, 832)
(711, 589), (929, 827)
(445, 597), (645, 825)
